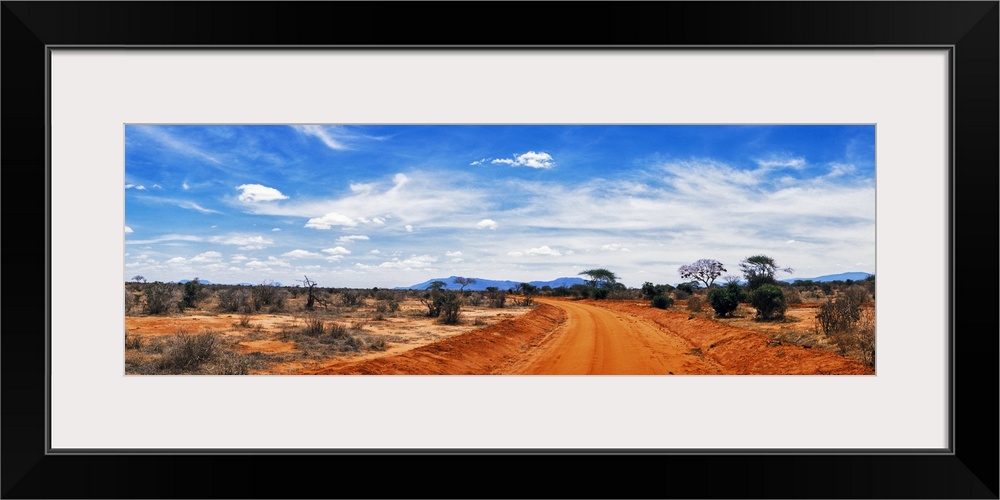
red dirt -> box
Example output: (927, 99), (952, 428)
(294, 298), (872, 375)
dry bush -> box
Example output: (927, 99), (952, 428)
(143, 283), (178, 315)
(156, 331), (220, 373)
(340, 290), (365, 308)
(784, 288), (803, 305)
(217, 287), (253, 313)
(832, 308), (875, 367)
(473, 316), (488, 326)
(302, 316), (326, 336)
(125, 333), (143, 350)
(210, 351), (256, 375)
(238, 313), (253, 328)
(686, 295), (705, 312)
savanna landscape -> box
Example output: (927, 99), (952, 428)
(124, 265), (876, 375)
(125, 124), (876, 375)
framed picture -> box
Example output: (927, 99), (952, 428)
(4, 2), (996, 498)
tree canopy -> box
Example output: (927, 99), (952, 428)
(579, 268), (619, 288)
(739, 255), (793, 290)
(678, 259), (726, 288)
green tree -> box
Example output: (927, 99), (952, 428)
(453, 276), (476, 292)
(514, 283), (538, 306)
(579, 268), (618, 288)
(749, 284), (787, 320)
(707, 282), (745, 317)
(739, 255), (793, 291)
(180, 278), (205, 310)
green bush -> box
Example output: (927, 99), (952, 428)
(708, 282), (745, 318)
(181, 279), (205, 309)
(749, 284), (786, 320)
(651, 295), (673, 309)
(592, 287), (610, 300)
(438, 292), (462, 324)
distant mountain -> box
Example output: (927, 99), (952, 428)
(171, 279), (285, 287)
(177, 279), (213, 285)
(397, 276), (589, 291)
(782, 272), (873, 283)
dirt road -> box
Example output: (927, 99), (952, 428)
(295, 297), (872, 375)
(503, 298), (723, 374)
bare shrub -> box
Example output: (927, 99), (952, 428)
(784, 288), (802, 305)
(238, 313), (253, 328)
(817, 286), (869, 335)
(473, 316), (488, 326)
(466, 292), (484, 307)
(217, 287), (253, 313)
(686, 295), (705, 312)
(252, 282), (287, 312)
(486, 287), (507, 308)
(125, 333), (143, 350)
(211, 351), (256, 375)
(144, 283), (177, 315)
(832, 308), (876, 368)
(340, 290), (365, 308)
(302, 316), (326, 336)
(157, 331), (220, 373)
(125, 287), (136, 315)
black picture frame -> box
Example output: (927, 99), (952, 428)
(3, 2), (997, 498)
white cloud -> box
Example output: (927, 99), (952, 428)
(510, 245), (561, 257)
(191, 251), (223, 262)
(322, 246), (351, 255)
(601, 244), (631, 252)
(292, 125), (349, 151)
(492, 151), (554, 169)
(376, 254), (438, 270)
(283, 249), (322, 259)
(446, 251), (463, 257)
(178, 201), (220, 214)
(182, 182), (190, 190)
(272, 228), (282, 232)
(135, 185), (147, 190)
(476, 219), (498, 230)
(124, 226), (134, 234)
(213, 234), (274, 250)
(336, 235), (370, 245)
(231, 254), (249, 262)
(827, 163), (857, 177)
(165, 257), (186, 264)
(405, 225), (413, 232)
(756, 156), (806, 170)
(236, 184), (288, 203)
(370, 249), (381, 255)
(152, 184), (162, 189)
(125, 184), (135, 189)
(305, 212), (358, 229)
(470, 158), (488, 166)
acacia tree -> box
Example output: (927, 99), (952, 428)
(739, 255), (793, 291)
(453, 277), (476, 292)
(579, 268), (619, 289)
(678, 259), (727, 289)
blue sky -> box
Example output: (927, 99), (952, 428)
(124, 125), (875, 288)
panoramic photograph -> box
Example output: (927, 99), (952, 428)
(124, 124), (876, 375)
